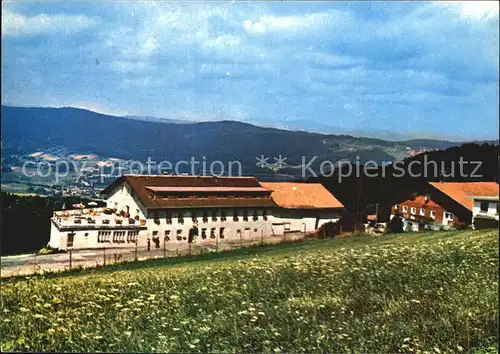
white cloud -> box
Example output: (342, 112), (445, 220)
(434, 1), (499, 22)
(203, 34), (241, 50)
(2, 8), (97, 37)
(242, 10), (346, 35)
(460, 1), (498, 21)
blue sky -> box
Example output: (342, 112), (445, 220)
(2, 1), (499, 141)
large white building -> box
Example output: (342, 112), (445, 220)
(49, 175), (344, 250)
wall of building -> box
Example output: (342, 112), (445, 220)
(50, 227), (149, 250)
(106, 183), (148, 219)
(50, 206), (346, 250)
(392, 196), (445, 224)
(49, 222), (62, 249)
(50, 179), (344, 250)
(146, 208), (274, 245)
(391, 195), (465, 231)
(472, 200), (499, 218)
(271, 209), (341, 234)
(402, 218), (442, 232)
(472, 199), (499, 230)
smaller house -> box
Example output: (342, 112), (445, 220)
(391, 182), (499, 231)
(471, 196), (499, 229)
(260, 182), (344, 236)
(392, 195), (446, 232)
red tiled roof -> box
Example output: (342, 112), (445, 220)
(429, 182), (499, 211)
(260, 182), (344, 209)
(101, 175), (276, 210)
(148, 198), (277, 210)
(145, 186), (270, 193)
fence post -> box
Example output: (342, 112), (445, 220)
(103, 247), (106, 266)
(134, 241), (138, 262)
(114, 254), (117, 264)
(261, 229), (264, 246)
(240, 232), (243, 249)
(163, 237), (166, 258)
(216, 233), (219, 252)
(33, 252), (37, 274)
(69, 249), (72, 270)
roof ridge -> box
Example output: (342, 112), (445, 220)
(123, 174), (255, 179)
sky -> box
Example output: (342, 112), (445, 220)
(2, 1), (499, 141)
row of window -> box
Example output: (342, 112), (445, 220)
(98, 230), (139, 243)
(152, 227), (229, 241)
(156, 209), (268, 224)
(150, 227), (258, 241)
(395, 205), (453, 220)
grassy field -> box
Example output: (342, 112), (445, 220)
(1, 230), (498, 353)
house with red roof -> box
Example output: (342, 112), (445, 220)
(391, 182), (499, 231)
(49, 175), (345, 250)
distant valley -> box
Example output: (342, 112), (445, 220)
(1, 105), (498, 195)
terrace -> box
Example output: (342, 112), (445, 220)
(52, 208), (147, 230)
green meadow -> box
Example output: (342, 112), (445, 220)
(1, 229), (498, 353)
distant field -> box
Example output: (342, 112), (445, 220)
(1, 230), (498, 353)
(0, 182), (31, 194)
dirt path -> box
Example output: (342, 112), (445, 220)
(1, 234), (299, 278)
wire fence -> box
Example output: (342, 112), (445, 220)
(1, 232), (314, 278)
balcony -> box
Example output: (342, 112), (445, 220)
(52, 207), (147, 230)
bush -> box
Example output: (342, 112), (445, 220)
(387, 214), (404, 233)
(38, 245), (65, 255)
(38, 247), (54, 255)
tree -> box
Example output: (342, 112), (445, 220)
(387, 214), (404, 233)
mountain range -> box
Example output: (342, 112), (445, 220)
(1, 105), (498, 177)
(111, 113), (479, 142)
